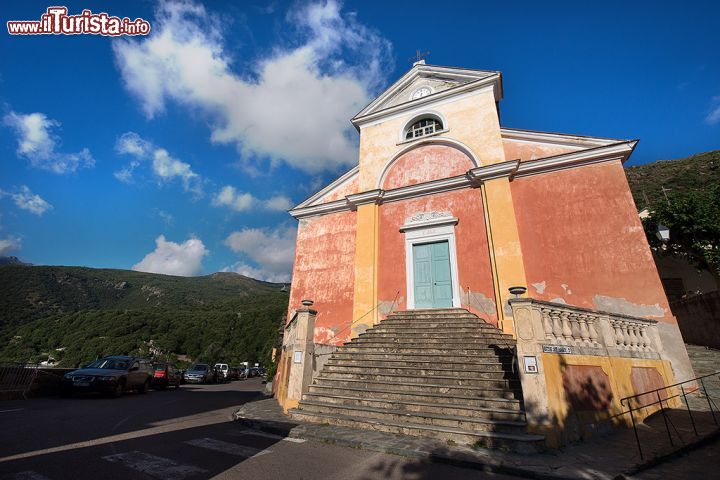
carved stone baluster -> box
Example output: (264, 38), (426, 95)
(639, 325), (650, 351)
(541, 308), (554, 341)
(613, 320), (625, 349)
(630, 323), (641, 350)
(568, 313), (581, 346)
(561, 312), (573, 344)
(551, 311), (564, 344)
(588, 316), (599, 346)
(578, 314), (590, 345)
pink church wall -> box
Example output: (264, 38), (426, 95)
(321, 174), (360, 203)
(381, 145), (475, 190)
(287, 210), (358, 345)
(511, 161), (674, 322)
(377, 188), (498, 325)
(503, 138), (580, 161)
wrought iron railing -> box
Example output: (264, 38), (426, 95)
(620, 371), (720, 460)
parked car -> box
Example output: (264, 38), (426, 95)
(227, 367), (241, 380)
(61, 356), (153, 397)
(212, 366), (225, 383)
(214, 363), (229, 379)
(151, 362), (181, 389)
(183, 364), (213, 384)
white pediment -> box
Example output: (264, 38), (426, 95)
(353, 64), (500, 122)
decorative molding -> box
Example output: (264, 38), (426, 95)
(353, 72), (501, 129)
(400, 211), (458, 232)
(289, 140), (637, 219)
(500, 127), (621, 148)
(354, 64), (501, 123)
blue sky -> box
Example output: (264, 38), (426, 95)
(1, 0), (718, 281)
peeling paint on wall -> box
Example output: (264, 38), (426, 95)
(532, 281), (546, 294)
(462, 288), (496, 315)
(378, 297), (403, 316)
(593, 295), (666, 318)
(314, 325), (344, 346)
(550, 298), (567, 304)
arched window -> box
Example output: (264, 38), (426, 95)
(405, 117), (443, 140)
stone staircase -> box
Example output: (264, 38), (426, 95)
(289, 308), (544, 451)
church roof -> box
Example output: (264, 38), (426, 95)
(352, 63), (502, 128)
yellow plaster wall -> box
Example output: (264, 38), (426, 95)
(351, 203), (379, 336)
(357, 89), (505, 191)
(538, 353), (678, 447)
(481, 179), (528, 334)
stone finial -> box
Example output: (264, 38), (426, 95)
(301, 299), (314, 307)
(509, 286), (527, 297)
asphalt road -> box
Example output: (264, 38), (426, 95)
(0, 378), (510, 480)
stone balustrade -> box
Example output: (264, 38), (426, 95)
(511, 298), (661, 359)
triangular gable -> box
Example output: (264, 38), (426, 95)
(354, 63), (500, 121)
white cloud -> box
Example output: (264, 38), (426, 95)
(0, 236), (21, 256)
(211, 185), (292, 212)
(0, 186), (53, 216)
(3, 111), (94, 174)
(113, 0), (392, 173)
(224, 225), (296, 282)
(706, 96), (720, 125)
(114, 132), (203, 196)
(132, 235), (208, 276)
(116, 131), (153, 157)
(152, 148), (203, 196)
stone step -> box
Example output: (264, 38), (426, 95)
(325, 358), (509, 371)
(319, 371), (520, 389)
(307, 384), (524, 410)
(289, 409), (544, 452)
(371, 324), (490, 331)
(330, 352), (514, 362)
(322, 364), (513, 379)
(313, 377), (522, 399)
(302, 393), (527, 421)
(391, 308), (471, 315)
(340, 346), (515, 355)
(351, 336), (514, 345)
(296, 400), (528, 433)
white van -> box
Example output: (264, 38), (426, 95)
(214, 363), (229, 378)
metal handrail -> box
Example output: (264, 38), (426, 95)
(619, 371), (720, 460)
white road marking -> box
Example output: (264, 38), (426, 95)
(0, 408), (25, 413)
(231, 429), (306, 443)
(185, 438), (271, 458)
(102, 451), (206, 480)
(11, 472), (51, 480)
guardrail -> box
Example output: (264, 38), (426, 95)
(0, 363), (40, 399)
(620, 371), (720, 460)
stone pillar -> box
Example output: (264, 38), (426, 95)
(510, 298), (552, 430)
(282, 300), (317, 412)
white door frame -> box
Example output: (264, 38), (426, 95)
(401, 213), (461, 309)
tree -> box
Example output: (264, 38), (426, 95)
(643, 184), (720, 280)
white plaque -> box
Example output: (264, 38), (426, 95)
(293, 351), (302, 364)
(523, 356), (538, 374)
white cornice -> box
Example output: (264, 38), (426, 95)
(295, 165), (359, 209)
(500, 127), (622, 148)
(289, 141), (637, 220)
(353, 74), (501, 130)
(355, 64), (500, 121)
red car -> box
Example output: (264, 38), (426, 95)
(151, 362), (181, 389)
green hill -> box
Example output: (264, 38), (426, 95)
(0, 265), (289, 368)
(625, 150), (720, 209)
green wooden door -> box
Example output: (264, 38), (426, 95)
(413, 241), (453, 309)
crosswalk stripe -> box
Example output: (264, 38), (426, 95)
(184, 438), (271, 458)
(102, 451), (207, 480)
(231, 429), (307, 443)
(11, 472), (51, 480)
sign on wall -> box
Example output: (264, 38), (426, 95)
(523, 356), (539, 374)
(293, 351), (303, 364)
(542, 345), (572, 354)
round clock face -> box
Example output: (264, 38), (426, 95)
(412, 87), (432, 99)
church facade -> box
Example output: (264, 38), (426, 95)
(275, 63), (694, 447)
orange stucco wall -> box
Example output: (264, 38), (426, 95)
(377, 188), (498, 325)
(288, 210), (358, 345)
(511, 161), (674, 322)
(381, 145), (475, 190)
(502, 138), (580, 161)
